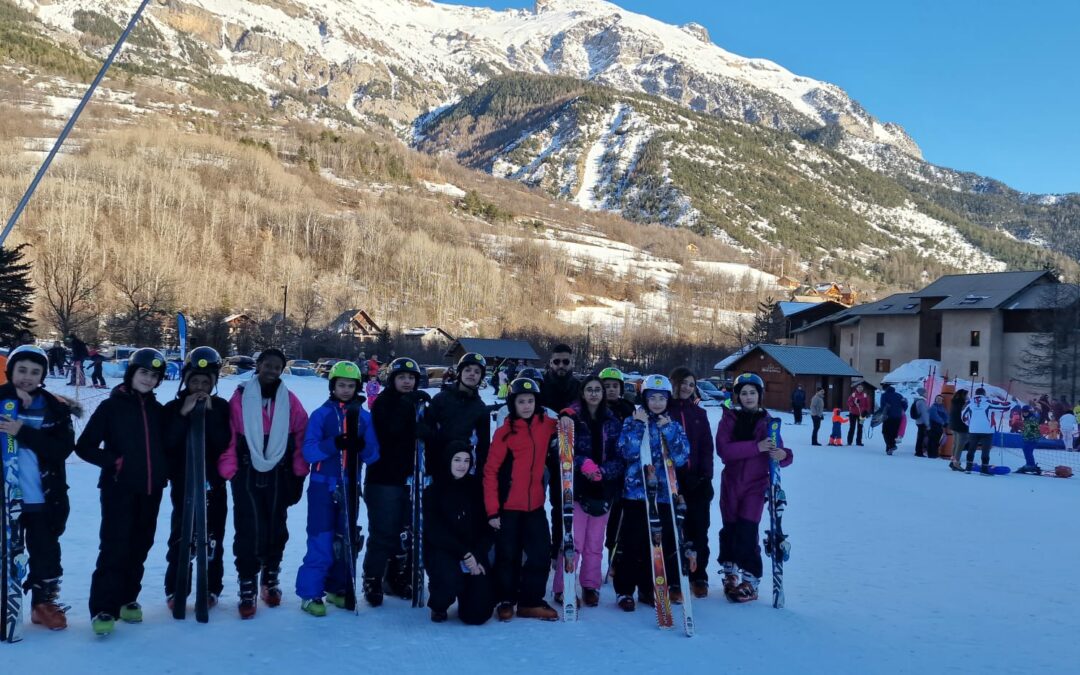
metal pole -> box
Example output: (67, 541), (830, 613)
(0, 0), (153, 248)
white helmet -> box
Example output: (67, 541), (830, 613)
(641, 374), (673, 396)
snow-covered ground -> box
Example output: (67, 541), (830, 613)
(4, 373), (1077, 672)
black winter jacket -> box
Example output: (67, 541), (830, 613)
(162, 394), (232, 489)
(369, 388), (420, 486)
(540, 372), (581, 415)
(423, 471), (491, 562)
(427, 385), (491, 470)
(76, 385), (173, 494)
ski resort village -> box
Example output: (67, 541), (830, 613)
(0, 1), (1078, 673)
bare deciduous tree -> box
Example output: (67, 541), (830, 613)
(36, 246), (105, 337)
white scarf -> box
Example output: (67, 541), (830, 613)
(241, 377), (291, 473)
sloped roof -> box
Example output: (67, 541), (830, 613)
(714, 344), (754, 371)
(912, 270), (1051, 309)
(737, 344), (862, 377)
(445, 338), (540, 361)
(777, 301), (819, 317)
(1002, 283), (1080, 310)
(791, 293), (921, 334)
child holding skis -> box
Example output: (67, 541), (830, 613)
(76, 349), (170, 635)
(162, 347), (232, 611)
(0, 346), (79, 631)
(218, 348), (309, 619)
(365, 357), (429, 606)
(296, 361), (379, 615)
(484, 377), (559, 621)
(715, 373), (793, 603)
(552, 375), (624, 608)
(613, 374), (689, 612)
(423, 440), (494, 624)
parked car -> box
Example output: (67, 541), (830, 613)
(696, 387), (721, 407)
(221, 355), (256, 376)
(315, 358), (342, 378)
(285, 359), (316, 376)
(698, 380), (723, 398)
(425, 366), (449, 388)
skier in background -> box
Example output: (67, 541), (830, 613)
(0, 345), (79, 631)
(715, 373), (793, 603)
(46, 341), (66, 379)
(162, 347), (231, 612)
(88, 345), (107, 389)
(961, 387), (1010, 474)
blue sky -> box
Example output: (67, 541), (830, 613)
(448, 0), (1080, 194)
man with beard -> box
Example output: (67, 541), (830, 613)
(538, 344), (580, 564)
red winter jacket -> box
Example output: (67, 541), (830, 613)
(847, 390), (870, 418)
(483, 415), (557, 517)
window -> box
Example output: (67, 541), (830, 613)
(849, 334), (854, 347)
(903, 303), (918, 310)
(876, 332), (885, 346)
(876, 359), (891, 373)
(959, 295), (988, 305)
(970, 330), (980, 347)
(969, 360), (979, 377)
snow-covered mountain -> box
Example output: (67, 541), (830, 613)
(15, 0), (921, 160)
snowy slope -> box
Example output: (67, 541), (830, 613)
(3, 373), (1077, 672)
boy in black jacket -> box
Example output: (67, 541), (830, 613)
(163, 347), (232, 611)
(0, 346), (79, 631)
(76, 348), (170, 636)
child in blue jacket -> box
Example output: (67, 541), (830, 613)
(295, 362), (379, 615)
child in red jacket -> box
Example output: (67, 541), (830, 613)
(483, 377), (558, 622)
(830, 408), (848, 446)
(715, 373), (793, 603)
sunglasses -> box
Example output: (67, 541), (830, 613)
(551, 358), (571, 366)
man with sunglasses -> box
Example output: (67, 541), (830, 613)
(539, 344), (581, 565)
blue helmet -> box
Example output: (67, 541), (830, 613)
(732, 372), (765, 397)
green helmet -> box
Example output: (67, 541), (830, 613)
(329, 360), (362, 381)
(598, 367), (624, 383)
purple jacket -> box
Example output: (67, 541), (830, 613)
(666, 397), (714, 481)
(715, 408), (793, 524)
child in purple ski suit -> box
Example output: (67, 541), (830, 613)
(715, 373), (793, 603)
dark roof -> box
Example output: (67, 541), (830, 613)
(791, 293), (919, 334)
(911, 270), (1051, 309)
(1002, 283), (1080, 310)
(735, 344), (862, 377)
(776, 301), (819, 317)
(445, 338), (540, 361)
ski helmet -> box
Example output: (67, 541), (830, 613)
(183, 346), (222, 381)
(508, 377), (540, 398)
(388, 357), (422, 383)
(598, 367), (624, 383)
(641, 374), (673, 398)
(5, 344), (48, 384)
(125, 348), (166, 387)
(732, 372), (765, 398)
(456, 352), (487, 378)
(518, 367), (543, 381)
(329, 360), (362, 382)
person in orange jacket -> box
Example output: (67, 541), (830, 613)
(483, 377), (559, 622)
(830, 408), (848, 446)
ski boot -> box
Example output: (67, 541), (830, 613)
(238, 578), (258, 619)
(582, 588), (600, 607)
(734, 577), (759, 603)
(669, 587), (684, 605)
(362, 576), (383, 607)
(691, 580), (709, 599)
(517, 602), (558, 621)
(324, 591), (348, 609)
(496, 601), (514, 621)
(616, 594), (635, 612)
(386, 559), (412, 600)
(30, 579), (68, 631)
(1016, 464), (1041, 474)
(91, 612), (115, 637)
(979, 465), (993, 476)
(300, 598), (327, 617)
(723, 573), (741, 602)
(260, 567), (282, 607)
(430, 608), (448, 623)
(119, 602), (143, 623)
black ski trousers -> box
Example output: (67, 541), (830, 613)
(425, 548), (494, 624)
(882, 418), (901, 452)
(362, 483), (410, 580)
(927, 423), (944, 459)
(846, 417), (865, 445)
(21, 502), (69, 603)
(230, 463), (295, 580)
(613, 499), (677, 597)
(718, 518), (763, 580)
(165, 480), (228, 596)
(966, 433), (993, 466)
(493, 508), (549, 607)
(684, 483), (713, 583)
(88, 483), (162, 616)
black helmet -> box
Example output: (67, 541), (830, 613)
(456, 352), (487, 377)
(518, 367), (543, 381)
(125, 348), (166, 387)
(184, 346), (222, 379)
(508, 377), (541, 397)
(388, 357), (422, 382)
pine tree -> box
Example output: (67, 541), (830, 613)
(0, 244), (35, 346)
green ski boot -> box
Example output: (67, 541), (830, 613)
(301, 599), (327, 617)
(92, 613), (116, 636)
(119, 602), (143, 623)
(324, 592), (347, 609)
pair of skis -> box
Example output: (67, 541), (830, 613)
(405, 403), (428, 608)
(1, 399), (28, 642)
(639, 422), (694, 636)
(173, 401), (210, 622)
(557, 423), (578, 621)
(763, 418), (789, 609)
(335, 402), (364, 613)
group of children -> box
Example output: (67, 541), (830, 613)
(2, 343), (793, 635)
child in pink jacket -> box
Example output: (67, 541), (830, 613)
(218, 349), (308, 619)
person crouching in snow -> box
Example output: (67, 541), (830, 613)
(715, 373), (793, 603)
(551, 374), (624, 608)
(484, 377), (560, 621)
(76, 349), (169, 636)
(829, 408), (847, 446)
(218, 348), (309, 619)
(364, 357), (429, 606)
(0, 346), (80, 631)
(613, 374), (690, 612)
(162, 347), (232, 612)
(424, 440), (495, 624)
(295, 361), (378, 616)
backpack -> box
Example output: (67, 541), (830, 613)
(909, 399), (920, 420)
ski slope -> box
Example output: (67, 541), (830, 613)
(3, 373), (1077, 672)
